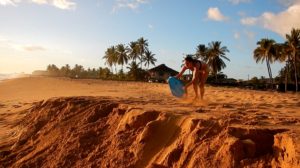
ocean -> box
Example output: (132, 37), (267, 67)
(0, 73), (26, 81)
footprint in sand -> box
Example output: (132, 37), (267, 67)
(254, 114), (269, 120)
(216, 98), (225, 102)
(245, 109), (259, 113)
(195, 108), (206, 113)
(275, 104), (284, 108)
(277, 118), (300, 125)
(12, 104), (22, 108)
(222, 103), (235, 109)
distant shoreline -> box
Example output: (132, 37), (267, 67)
(0, 74), (30, 81)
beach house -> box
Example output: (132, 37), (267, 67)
(147, 64), (178, 82)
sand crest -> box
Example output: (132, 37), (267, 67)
(0, 77), (299, 168)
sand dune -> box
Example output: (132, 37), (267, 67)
(0, 77), (299, 168)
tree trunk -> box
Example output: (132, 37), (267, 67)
(269, 62), (273, 89)
(293, 55), (298, 92)
(266, 58), (273, 89)
(285, 61), (288, 92)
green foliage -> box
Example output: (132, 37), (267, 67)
(45, 64), (111, 79)
(255, 28), (300, 91)
(116, 44), (129, 70)
(206, 72), (227, 83)
(44, 62), (148, 81)
(143, 49), (156, 69)
(47, 64), (59, 76)
(99, 67), (112, 79)
(126, 62), (148, 81)
(194, 41), (230, 82)
(250, 77), (260, 84)
(101, 37), (156, 81)
(253, 38), (276, 87)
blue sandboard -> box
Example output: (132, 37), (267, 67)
(168, 77), (185, 98)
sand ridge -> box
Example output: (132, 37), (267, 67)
(0, 77), (299, 168)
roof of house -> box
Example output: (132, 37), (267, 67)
(148, 64), (179, 74)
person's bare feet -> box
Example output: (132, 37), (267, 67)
(193, 96), (200, 101)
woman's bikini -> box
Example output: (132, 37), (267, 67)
(188, 60), (202, 71)
(196, 60), (202, 71)
(194, 61), (206, 80)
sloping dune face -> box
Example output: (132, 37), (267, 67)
(0, 97), (299, 168)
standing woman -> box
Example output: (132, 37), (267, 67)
(176, 56), (209, 100)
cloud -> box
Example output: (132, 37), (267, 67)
(0, 0), (76, 10)
(228, 0), (251, 5)
(240, 0), (300, 37)
(51, 0), (76, 10)
(112, 0), (148, 12)
(0, 36), (47, 52)
(32, 0), (76, 10)
(240, 17), (257, 25)
(0, 0), (20, 6)
(0, 36), (9, 42)
(207, 7), (228, 22)
(234, 32), (240, 39)
(22, 45), (46, 51)
(148, 24), (153, 29)
(10, 43), (47, 52)
(0, 36), (74, 55)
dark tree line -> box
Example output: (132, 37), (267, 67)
(46, 64), (112, 79)
(45, 63), (150, 81)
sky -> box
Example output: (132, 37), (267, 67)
(0, 0), (300, 79)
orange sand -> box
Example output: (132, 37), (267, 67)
(0, 77), (299, 168)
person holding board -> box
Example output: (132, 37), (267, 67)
(176, 56), (209, 100)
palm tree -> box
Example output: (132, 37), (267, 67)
(206, 41), (230, 81)
(98, 67), (111, 79)
(137, 37), (149, 69)
(143, 49), (157, 69)
(253, 38), (276, 88)
(286, 28), (300, 92)
(103, 46), (118, 74)
(195, 44), (208, 61)
(72, 64), (84, 78)
(127, 61), (140, 80)
(60, 64), (71, 77)
(65, 64), (71, 77)
(128, 41), (139, 63)
(116, 44), (129, 70)
(47, 64), (59, 76)
(274, 43), (292, 92)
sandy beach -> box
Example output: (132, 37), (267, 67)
(0, 77), (299, 168)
